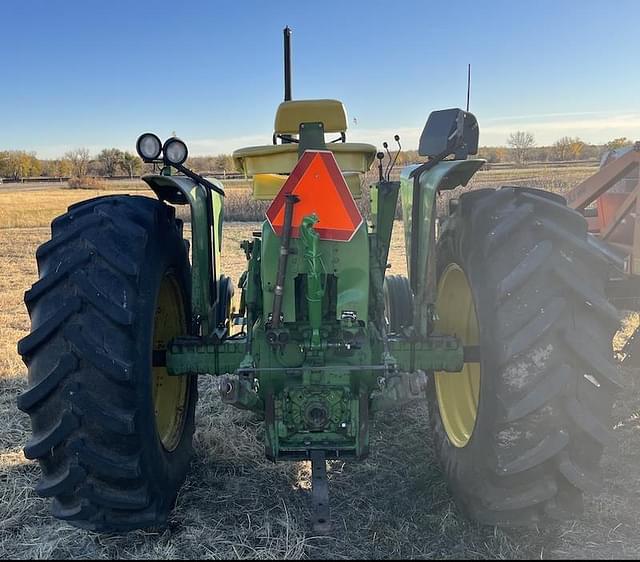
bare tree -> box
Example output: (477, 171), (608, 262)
(97, 148), (124, 177)
(214, 154), (234, 173)
(64, 148), (91, 177)
(507, 131), (536, 166)
(552, 136), (572, 161)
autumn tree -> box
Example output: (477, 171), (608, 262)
(478, 146), (509, 163)
(552, 136), (586, 161)
(56, 159), (73, 177)
(65, 148), (91, 177)
(605, 137), (633, 151)
(395, 149), (419, 165)
(41, 158), (74, 177)
(495, 147), (509, 162)
(568, 138), (586, 160)
(0, 151), (41, 179)
(507, 131), (536, 166)
(122, 152), (142, 178)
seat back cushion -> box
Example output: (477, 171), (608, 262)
(274, 99), (348, 135)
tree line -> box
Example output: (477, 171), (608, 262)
(490, 133), (634, 166)
(0, 136), (635, 180)
(0, 148), (143, 180)
(395, 135), (634, 167)
(0, 149), (237, 181)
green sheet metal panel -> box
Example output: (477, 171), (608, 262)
(261, 221), (370, 324)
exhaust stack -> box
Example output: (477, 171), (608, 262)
(284, 26), (292, 101)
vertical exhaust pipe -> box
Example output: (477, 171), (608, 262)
(284, 26), (292, 101)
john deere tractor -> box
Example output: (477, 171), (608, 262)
(18, 28), (621, 533)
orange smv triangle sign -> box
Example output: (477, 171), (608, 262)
(266, 150), (363, 242)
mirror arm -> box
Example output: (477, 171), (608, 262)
(172, 162), (226, 197)
(408, 149), (450, 180)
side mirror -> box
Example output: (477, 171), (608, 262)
(418, 108), (479, 159)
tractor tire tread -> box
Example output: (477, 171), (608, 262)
(430, 186), (620, 526)
(18, 195), (196, 532)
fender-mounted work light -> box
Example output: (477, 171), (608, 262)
(136, 133), (162, 161)
(163, 137), (189, 166)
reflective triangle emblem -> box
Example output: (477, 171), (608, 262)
(266, 150), (363, 241)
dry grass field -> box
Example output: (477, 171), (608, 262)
(2, 167), (640, 559)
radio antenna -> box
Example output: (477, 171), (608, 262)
(466, 63), (471, 112)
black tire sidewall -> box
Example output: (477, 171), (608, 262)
(427, 187), (619, 523)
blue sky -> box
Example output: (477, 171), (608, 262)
(1, 0), (638, 158)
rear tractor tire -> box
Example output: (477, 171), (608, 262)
(430, 186), (622, 526)
(383, 274), (414, 335)
(17, 195), (197, 532)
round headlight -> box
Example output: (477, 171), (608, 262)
(163, 137), (188, 166)
(136, 133), (162, 161)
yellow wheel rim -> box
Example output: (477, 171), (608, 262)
(152, 273), (189, 452)
(435, 264), (480, 448)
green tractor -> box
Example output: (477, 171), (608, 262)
(18, 28), (621, 533)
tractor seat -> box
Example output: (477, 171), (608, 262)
(274, 99), (348, 135)
(252, 171), (363, 200)
(232, 98), (377, 199)
(233, 143), (377, 176)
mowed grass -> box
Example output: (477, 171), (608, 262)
(0, 181), (255, 228)
(470, 165), (597, 185)
(0, 190), (143, 229)
(2, 167), (640, 559)
(0, 164), (597, 228)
